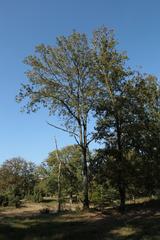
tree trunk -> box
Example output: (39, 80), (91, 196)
(82, 147), (89, 209)
(79, 121), (89, 210)
(69, 192), (73, 204)
(118, 181), (126, 212)
(55, 137), (62, 212)
(69, 192), (73, 210)
(116, 115), (126, 212)
(57, 160), (62, 212)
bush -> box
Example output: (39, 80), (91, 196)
(0, 195), (9, 207)
(3, 197), (9, 207)
(0, 195), (5, 206)
(40, 208), (50, 214)
(33, 191), (43, 203)
(7, 194), (21, 208)
(14, 196), (21, 208)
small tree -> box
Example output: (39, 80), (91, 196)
(47, 144), (83, 205)
(0, 157), (36, 206)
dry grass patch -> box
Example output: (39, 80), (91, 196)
(110, 226), (139, 237)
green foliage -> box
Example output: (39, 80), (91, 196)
(33, 191), (43, 203)
(0, 157), (36, 198)
(46, 145), (83, 200)
(0, 193), (21, 208)
(33, 185), (44, 203)
(91, 184), (118, 208)
(16, 30), (97, 133)
(16, 26), (130, 209)
(0, 195), (9, 207)
(0, 157), (37, 207)
(94, 70), (160, 210)
(8, 194), (21, 208)
(13, 26), (160, 210)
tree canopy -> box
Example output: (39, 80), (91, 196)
(15, 26), (160, 211)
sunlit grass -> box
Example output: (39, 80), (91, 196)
(110, 226), (138, 237)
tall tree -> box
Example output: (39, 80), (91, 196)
(124, 74), (160, 196)
(92, 27), (132, 211)
(16, 30), (97, 209)
(94, 68), (160, 211)
(17, 27), (131, 209)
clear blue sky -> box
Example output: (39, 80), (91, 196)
(0, 0), (160, 164)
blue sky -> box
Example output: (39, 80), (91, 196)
(0, 0), (160, 164)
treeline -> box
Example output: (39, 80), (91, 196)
(0, 127), (159, 211)
(0, 158), (36, 207)
(1, 26), (159, 211)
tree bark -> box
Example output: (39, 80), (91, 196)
(116, 115), (126, 212)
(118, 181), (126, 212)
(82, 147), (89, 209)
(79, 121), (89, 210)
(55, 137), (62, 212)
(57, 160), (62, 212)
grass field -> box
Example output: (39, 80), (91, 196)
(0, 199), (160, 240)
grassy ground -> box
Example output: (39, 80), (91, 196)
(0, 199), (160, 240)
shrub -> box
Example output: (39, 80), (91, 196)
(40, 208), (50, 214)
(0, 195), (9, 207)
(33, 191), (43, 203)
(7, 194), (21, 208)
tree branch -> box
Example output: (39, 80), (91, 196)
(87, 135), (96, 146)
(46, 121), (79, 137)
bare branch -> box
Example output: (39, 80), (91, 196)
(86, 136), (96, 146)
(47, 121), (79, 137)
(86, 127), (104, 146)
(74, 135), (80, 145)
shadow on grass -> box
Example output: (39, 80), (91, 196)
(0, 200), (160, 240)
(41, 198), (57, 203)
